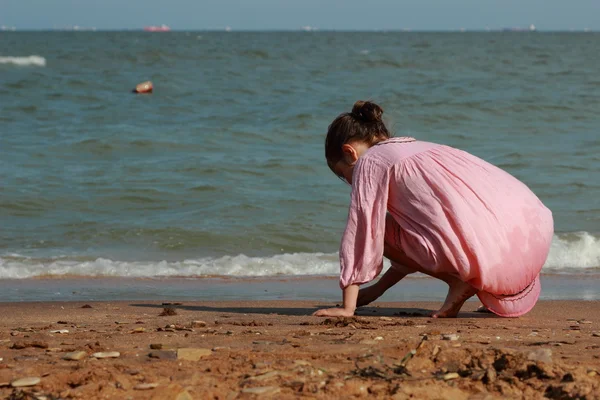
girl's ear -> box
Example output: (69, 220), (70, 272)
(341, 143), (359, 163)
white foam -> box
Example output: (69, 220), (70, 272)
(0, 55), (46, 67)
(543, 231), (600, 271)
(0, 233), (598, 279)
(0, 253), (341, 279)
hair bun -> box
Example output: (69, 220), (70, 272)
(351, 100), (384, 123)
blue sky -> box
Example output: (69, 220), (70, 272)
(1, 0), (599, 30)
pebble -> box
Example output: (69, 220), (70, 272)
(191, 320), (207, 328)
(442, 334), (459, 341)
(579, 320), (592, 324)
(92, 351), (120, 359)
(528, 348), (553, 364)
(11, 341), (49, 349)
(63, 351), (87, 361)
(432, 345), (441, 357)
(149, 343), (163, 350)
(380, 317), (393, 321)
(11, 377), (41, 387)
(443, 372), (460, 381)
(592, 332), (600, 337)
(359, 340), (379, 345)
(50, 330), (69, 334)
(485, 367), (497, 383)
(134, 383), (159, 390)
(588, 370), (598, 377)
(374, 336), (384, 341)
(131, 327), (146, 333)
(177, 348), (212, 361)
(240, 386), (281, 395)
(148, 350), (177, 360)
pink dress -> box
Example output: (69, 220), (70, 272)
(340, 137), (554, 317)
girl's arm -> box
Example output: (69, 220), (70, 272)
(313, 284), (359, 317)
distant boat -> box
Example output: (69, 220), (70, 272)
(144, 25), (171, 32)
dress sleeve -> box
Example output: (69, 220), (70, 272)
(339, 157), (390, 289)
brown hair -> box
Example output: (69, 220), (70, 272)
(325, 100), (391, 168)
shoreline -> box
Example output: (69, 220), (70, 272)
(1, 300), (599, 399)
(0, 274), (599, 303)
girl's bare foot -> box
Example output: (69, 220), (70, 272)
(432, 276), (477, 318)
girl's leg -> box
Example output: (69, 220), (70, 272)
(384, 243), (477, 318)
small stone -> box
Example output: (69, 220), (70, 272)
(359, 340), (378, 345)
(245, 371), (284, 382)
(134, 383), (159, 390)
(149, 350), (177, 360)
(159, 308), (177, 316)
(148, 350), (177, 360)
(63, 351), (87, 361)
(81, 304), (92, 308)
(150, 343), (163, 350)
(380, 317), (393, 321)
(191, 320), (207, 328)
(92, 351), (120, 359)
(0, 382), (9, 387)
(432, 345), (441, 357)
(11, 341), (48, 349)
(485, 367), (496, 383)
(374, 336), (384, 341)
(131, 327), (146, 333)
(442, 334), (459, 341)
(10, 332), (18, 336)
(592, 332), (600, 337)
(579, 320), (592, 324)
(443, 372), (460, 381)
(588, 370), (597, 377)
(528, 348), (552, 364)
(50, 330), (69, 334)
(241, 386), (280, 395)
(177, 348), (212, 361)
(11, 377), (41, 387)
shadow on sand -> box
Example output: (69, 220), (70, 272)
(130, 302), (495, 318)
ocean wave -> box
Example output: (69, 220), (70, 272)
(0, 233), (598, 279)
(0, 55), (46, 67)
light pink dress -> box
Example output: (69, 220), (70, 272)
(340, 137), (554, 317)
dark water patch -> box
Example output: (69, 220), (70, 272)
(240, 49), (269, 59)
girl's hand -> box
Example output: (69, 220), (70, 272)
(312, 307), (355, 317)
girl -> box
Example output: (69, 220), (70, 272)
(314, 101), (553, 318)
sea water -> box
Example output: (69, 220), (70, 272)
(1, 32), (599, 300)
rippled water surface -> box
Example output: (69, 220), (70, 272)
(1, 32), (599, 278)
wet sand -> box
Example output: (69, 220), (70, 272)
(1, 300), (599, 399)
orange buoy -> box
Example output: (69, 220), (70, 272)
(133, 81), (153, 94)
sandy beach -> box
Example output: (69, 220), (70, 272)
(1, 300), (599, 399)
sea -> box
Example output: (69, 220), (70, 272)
(1, 31), (599, 302)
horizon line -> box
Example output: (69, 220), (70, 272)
(1, 28), (598, 33)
